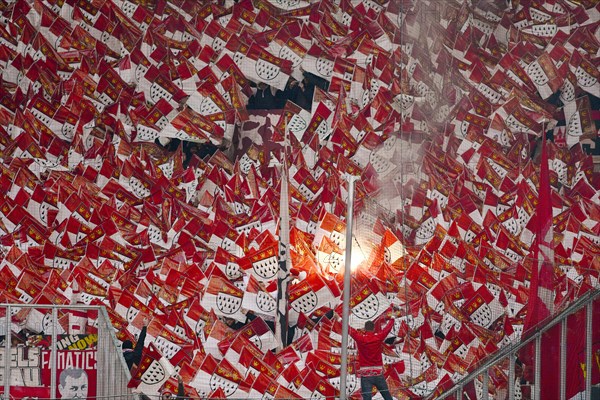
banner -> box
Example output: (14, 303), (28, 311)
(1, 334), (98, 400)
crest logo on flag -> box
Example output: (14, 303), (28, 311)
(233, 52), (244, 65)
(135, 63), (149, 84)
(369, 152), (395, 175)
(526, 62), (548, 85)
(315, 119), (329, 141)
(470, 303), (493, 327)
(560, 79), (575, 103)
(566, 111), (582, 137)
(209, 373), (238, 397)
(141, 359), (167, 385)
(212, 37), (227, 54)
(330, 374), (357, 395)
(52, 257), (72, 270)
(154, 336), (180, 360)
(252, 256), (278, 279)
(383, 248), (392, 264)
(239, 154), (255, 175)
(273, 0), (300, 7)
(291, 291), (318, 314)
(310, 390), (326, 400)
(256, 291), (276, 313)
(200, 98), (221, 115)
(351, 292), (380, 320)
(62, 122), (76, 139)
(316, 58), (334, 78)
(225, 262), (242, 280)
(288, 114), (308, 133)
(136, 124), (160, 142)
(575, 66), (597, 87)
(195, 319), (206, 340)
(126, 307), (140, 323)
(40, 202), (50, 224)
(279, 47), (302, 68)
(129, 177), (151, 198)
(415, 218), (435, 242)
(150, 82), (171, 103)
(216, 292), (242, 315)
(256, 59), (281, 81)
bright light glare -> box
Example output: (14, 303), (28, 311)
(350, 251), (365, 271)
(349, 235), (368, 272)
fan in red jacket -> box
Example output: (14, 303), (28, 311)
(350, 318), (395, 400)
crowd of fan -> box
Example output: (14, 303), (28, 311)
(156, 72), (330, 167)
(246, 72), (329, 110)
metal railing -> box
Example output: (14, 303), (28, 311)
(434, 288), (600, 400)
(0, 303), (134, 400)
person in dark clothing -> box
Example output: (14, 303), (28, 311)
(122, 321), (148, 370)
(177, 375), (186, 399)
(155, 137), (181, 152)
(247, 82), (279, 109)
(349, 318), (395, 400)
(293, 78), (313, 111)
(274, 78), (305, 109)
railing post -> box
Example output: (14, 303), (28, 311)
(50, 307), (58, 398)
(340, 175), (357, 400)
(560, 319), (567, 400)
(422, 290), (599, 400)
(482, 369), (489, 400)
(534, 335), (541, 400)
(586, 303), (592, 400)
(4, 305), (10, 400)
(508, 353), (515, 400)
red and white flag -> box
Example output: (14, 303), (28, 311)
(570, 50), (600, 97)
(201, 275), (247, 323)
(239, 315), (279, 353)
(239, 241), (279, 282)
(460, 285), (504, 329)
(242, 275), (277, 320)
(302, 44), (335, 82)
(289, 273), (334, 325)
(525, 51), (562, 99)
(524, 133), (556, 330)
(313, 211), (345, 250)
(198, 354), (246, 398)
(270, 28), (307, 82)
(129, 343), (176, 393)
(349, 283), (391, 329)
(563, 95), (596, 148)
(241, 43), (293, 91)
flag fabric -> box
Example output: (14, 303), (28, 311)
(520, 133), (559, 397)
(201, 275), (247, 323)
(0, 1), (598, 399)
(524, 133), (556, 329)
(129, 343), (176, 392)
(242, 275), (277, 320)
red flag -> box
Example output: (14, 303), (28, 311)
(242, 275), (277, 319)
(521, 133), (558, 397)
(524, 133), (555, 329)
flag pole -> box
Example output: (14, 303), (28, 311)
(340, 175), (358, 400)
(275, 117), (290, 351)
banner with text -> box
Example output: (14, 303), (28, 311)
(0, 334), (98, 400)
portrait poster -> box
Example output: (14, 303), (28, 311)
(1, 334), (98, 400)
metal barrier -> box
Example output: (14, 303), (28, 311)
(434, 288), (600, 400)
(0, 304), (135, 400)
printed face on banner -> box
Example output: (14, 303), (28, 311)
(58, 368), (88, 399)
(6, 334), (98, 400)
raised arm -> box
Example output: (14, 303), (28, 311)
(132, 324), (147, 365)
